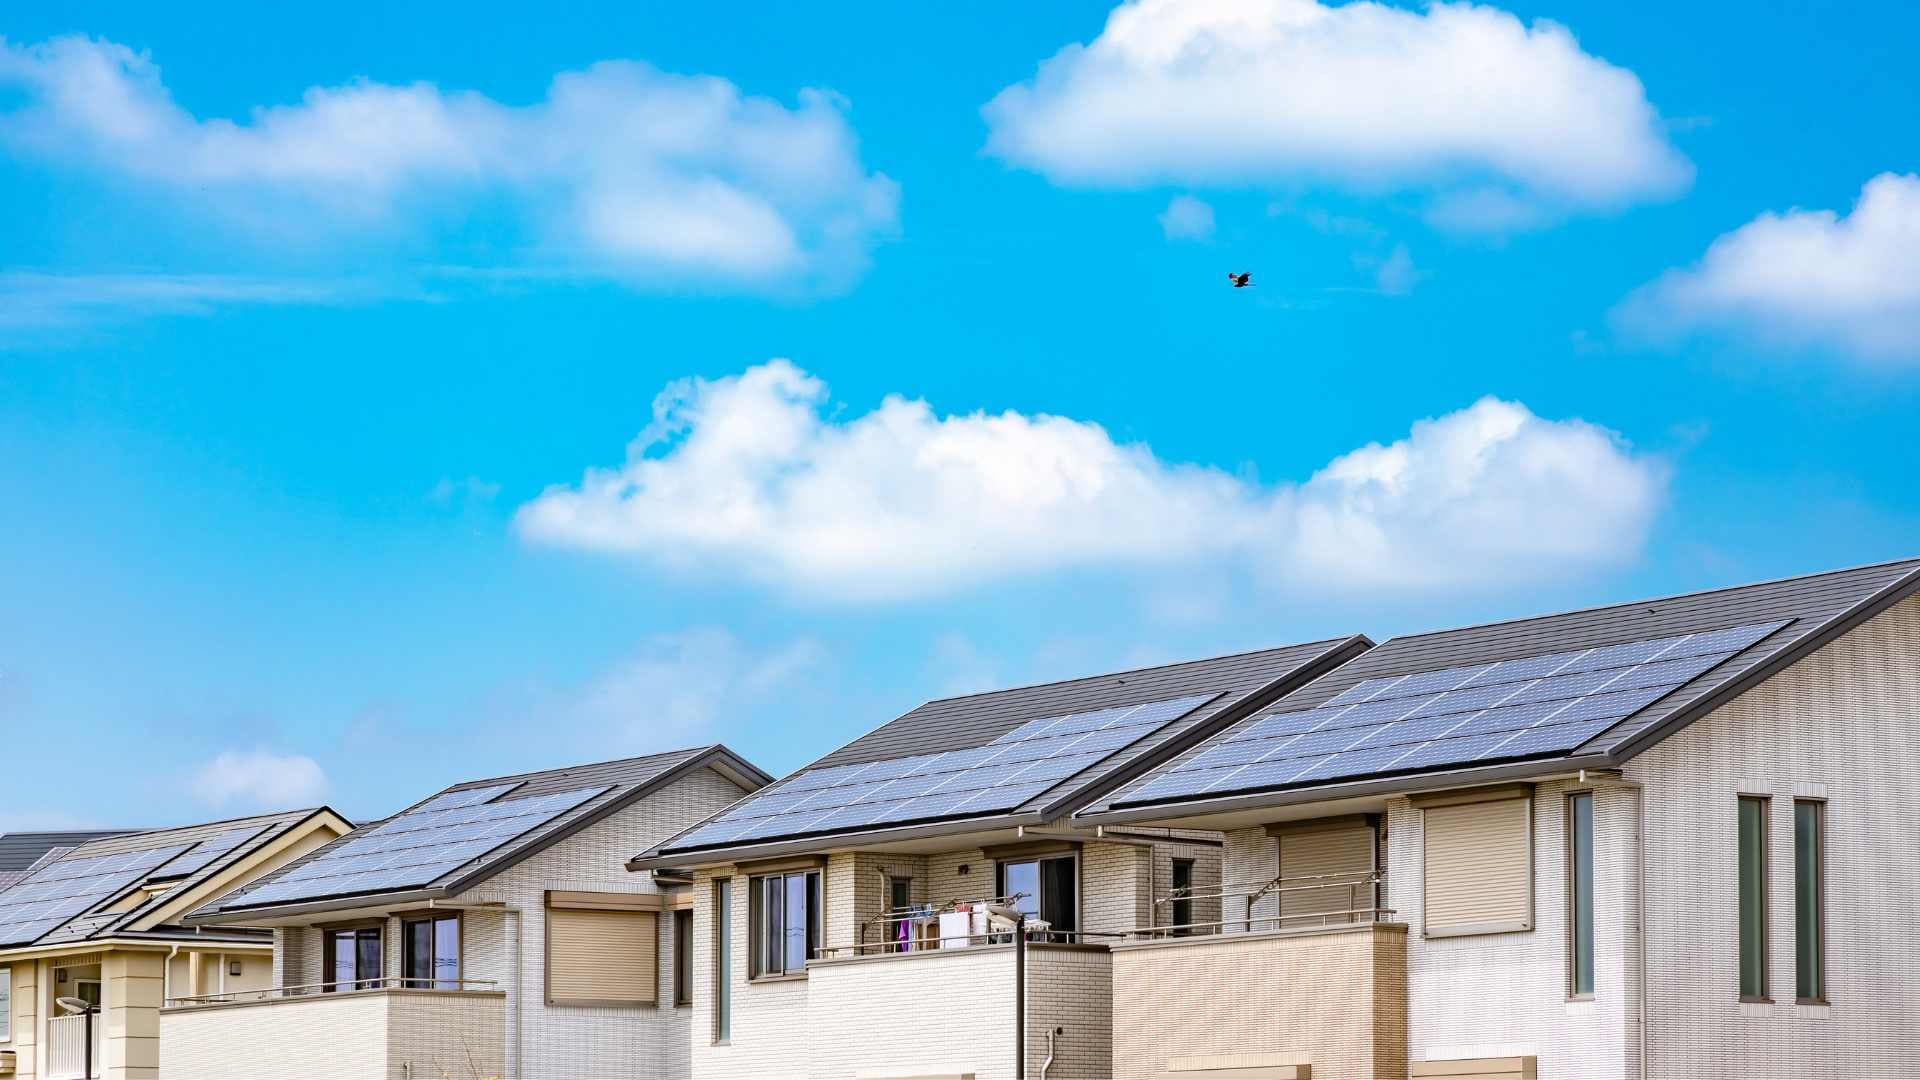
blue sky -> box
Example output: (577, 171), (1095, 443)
(2, 0), (1916, 828)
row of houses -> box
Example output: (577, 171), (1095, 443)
(4, 555), (1918, 1078)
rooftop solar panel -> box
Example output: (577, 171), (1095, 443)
(667, 693), (1219, 851)
(149, 825), (272, 881)
(233, 786), (608, 908)
(1115, 620), (1791, 807)
(0, 845), (191, 946)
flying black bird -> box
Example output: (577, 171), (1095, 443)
(1227, 272), (1253, 288)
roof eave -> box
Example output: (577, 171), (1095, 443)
(628, 810), (1049, 872)
(183, 886), (449, 927)
(1600, 563), (1920, 765)
(1077, 753), (1613, 827)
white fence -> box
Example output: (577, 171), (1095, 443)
(46, 1012), (100, 1079)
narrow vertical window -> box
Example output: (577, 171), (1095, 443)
(1794, 800), (1825, 1002)
(1738, 796), (1770, 1000)
(1171, 859), (1194, 935)
(1567, 792), (1595, 998)
(673, 908), (693, 1007)
(714, 879), (732, 1042)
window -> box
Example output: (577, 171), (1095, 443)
(1276, 817), (1377, 926)
(749, 870), (820, 978)
(714, 879), (733, 1042)
(673, 908), (693, 1007)
(545, 893), (659, 1006)
(888, 876), (914, 952)
(1567, 792), (1595, 998)
(324, 926), (382, 991)
(1, 965), (11, 1041)
(1418, 790), (1533, 937)
(996, 854), (1077, 940)
(1794, 800), (1825, 1002)
(403, 914), (459, 990)
(1738, 796), (1769, 1000)
(1171, 859), (1194, 935)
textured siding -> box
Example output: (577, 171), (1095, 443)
(1110, 923), (1407, 1080)
(1628, 591), (1920, 1078)
(159, 989), (503, 1080)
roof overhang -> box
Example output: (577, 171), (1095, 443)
(1077, 753), (1611, 830)
(185, 887), (448, 928)
(0, 934), (272, 962)
(628, 811), (1051, 872)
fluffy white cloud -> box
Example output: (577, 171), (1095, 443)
(983, 0), (1690, 227)
(190, 749), (329, 809)
(1158, 194), (1216, 240)
(1615, 173), (1920, 363)
(516, 360), (1664, 598)
(0, 37), (897, 287)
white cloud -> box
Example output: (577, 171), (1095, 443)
(1615, 173), (1920, 363)
(1371, 243), (1419, 296)
(516, 360), (1665, 599)
(0, 37), (897, 288)
(0, 271), (358, 335)
(1158, 194), (1216, 240)
(190, 749), (330, 809)
(982, 0), (1690, 228)
(567, 628), (828, 745)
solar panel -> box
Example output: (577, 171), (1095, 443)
(668, 693), (1221, 850)
(0, 845), (191, 946)
(234, 786), (608, 908)
(149, 825), (272, 881)
(1115, 620), (1791, 807)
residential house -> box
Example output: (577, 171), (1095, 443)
(1078, 557), (1920, 1080)
(0, 836), (139, 895)
(628, 639), (1368, 1080)
(0, 810), (352, 1080)
(164, 746), (770, 1080)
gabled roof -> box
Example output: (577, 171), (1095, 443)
(0, 811), (337, 950)
(1089, 556), (1920, 820)
(0, 830), (141, 891)
(634, 637), (1371, 869)
(191, 745), (771, 923)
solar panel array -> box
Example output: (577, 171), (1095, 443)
(0, 845), (190, 946)
(234, 786), (607, 907)
(149, 824), (272, 881)
(669, 693), (1219, 850)
(1117, 620), (1789, 807)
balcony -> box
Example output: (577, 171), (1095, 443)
(159, 978), (505, 1080)
(45, 1013), (101, 1080)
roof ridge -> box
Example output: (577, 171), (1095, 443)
(445, 745), (711, 791)
(1382, 555), (1920, 646)
(67, 809), (317, 851)
(913, 637), (1359, 708)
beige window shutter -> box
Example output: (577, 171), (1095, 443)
(1277, 822), (1376, 926)
(1422, 796), (1532, 937)
(547, 905), (658, 1005)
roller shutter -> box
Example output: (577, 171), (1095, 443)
(1422, 796), (1532, 936)
(547, 905), (658, 1005)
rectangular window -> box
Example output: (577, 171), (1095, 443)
(996, 854), (1077, 940)
(402, 914), (459, 990)
(888, 877), (914, 952)
(1, 965), (11, 1041)
(1794, 800), (1825, 1002)
(1567, 792), (1595, 998)
(1738, 796), (1770, 1000)
(324, 926), (383, 991)
(714, 879), (732, 1042)
(748, 870), (820, 978)
(1171, 859), (1194, 935)
(673, 908), (693, 1007)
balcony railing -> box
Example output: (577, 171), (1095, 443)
(831, 893), (1123, 959)
(167, 975), (498, 1007)
(46, 1013), (100, 1080)
(1129, 870), (1394, 939)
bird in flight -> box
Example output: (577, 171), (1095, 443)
(1227, 272), (1253, 288)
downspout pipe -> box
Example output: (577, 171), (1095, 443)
(1015, 913), (1026, 1080)
(1586, 770), (1650, 1080)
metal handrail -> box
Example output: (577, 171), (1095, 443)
(1127, 906), (1397, 940)
(823, 926), (1123, 959)
(1136, 869), (1388, 938)
(855, 892), (1029, 949)
(167, 975), (499, 1006)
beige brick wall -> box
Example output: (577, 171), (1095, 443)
(1627, 592), (1920, 1078)
(805, 946), (1016, 1079)
(159, 988), (503, 1080)
(1110, 923), (1407, 1080)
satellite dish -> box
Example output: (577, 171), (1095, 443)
(56, 996), (93, 1015)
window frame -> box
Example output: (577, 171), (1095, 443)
(713, 878), (733, 1043)
(1794, 799), (1827, 1005)
(400, 912), (461, 991)
(1737, 794), (1771, 1002)
(1, 963), (11, 1042)
(1170, 858), (1195, 936)
(673, 907), (693, 1008)
(321, 922), (384, 992)
(1565, 790), (1596, 1000)
(995, 852), (1079, 941)
(747, 869), (821, 980)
